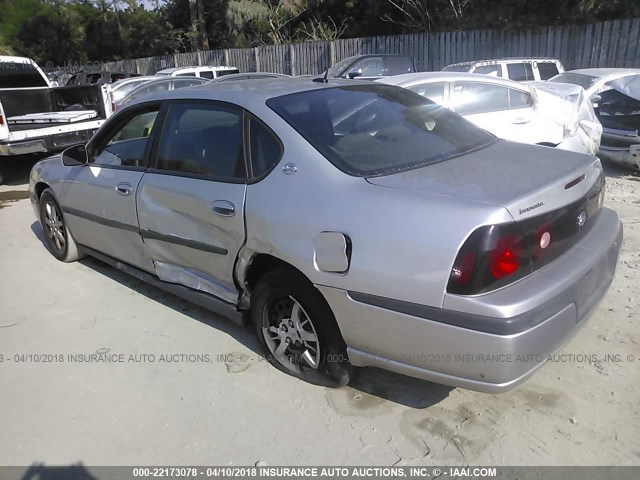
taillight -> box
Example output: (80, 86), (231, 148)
(489, 235), (522, 278)
(447, 223), (531, 295)
(0, 114), (4, 126)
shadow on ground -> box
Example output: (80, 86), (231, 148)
(0, 154), (50, 186)
(0, 190), (30, 210)
(30, 220), (453, 409)
(602, 161), (640, 180)
(17, 463), (97, 480)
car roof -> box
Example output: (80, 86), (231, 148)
(208, 72), (291, 83)
(111, 75), (156, 88)
(563, 68), (640, 78)
(127, 77), (375, 108)
(377, 71), (528, 89)
(446, 57), (561, 67)
(156, 66), (239, 74)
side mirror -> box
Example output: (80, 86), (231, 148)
(590, 94), (601, 105)
(347, 69), (363, 79)
(62, 144), (88, 166)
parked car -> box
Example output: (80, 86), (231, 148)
(443, 58), (565, 82)
(115, 76), (208, 110)
(29, 79), (622, 393)
(378, 72), (601, 155)
(325, 54), (415, 79)
(208, 72), (291, 83)
(0, 56), (113, 185)
(156, 66), (240, 80)
(109, 76), (156, 104)
(550, 68), (640, 170)
(66, 70), (140, 86)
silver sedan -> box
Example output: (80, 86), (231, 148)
(29, 79), (623, 392)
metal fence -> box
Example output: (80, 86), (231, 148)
(105, 17), (640, 75)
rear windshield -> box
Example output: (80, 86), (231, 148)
(549, 72), (598, 90)
(267, 85), (495, 177)
(442, 64), (471, 73)
(0, 62), (48, 88)
(217, 69), (240, 77)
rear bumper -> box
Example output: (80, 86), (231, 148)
(598, 145), (640, 170)
(0, 139), (48, 156)
(0, 127), (98, 156)
(598, 127), (640, 170)
(319, 207), (623, 393)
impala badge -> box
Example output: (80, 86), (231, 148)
(577, 210), (588, 229)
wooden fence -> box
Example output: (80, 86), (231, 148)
(104, 18), (640, 75)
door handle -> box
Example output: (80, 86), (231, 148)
(115, 183), (133, 196)
(211, 200), (235, 217)
(513, 117), (531, 125)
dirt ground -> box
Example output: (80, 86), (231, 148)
(0, 155), (639, 467)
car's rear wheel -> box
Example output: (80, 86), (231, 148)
(251, 268), (355, 387)
(39, 189), (82, 262)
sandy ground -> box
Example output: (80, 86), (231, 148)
(0, 155), (639, 468)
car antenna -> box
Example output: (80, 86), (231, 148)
(313, 67), (329, 83)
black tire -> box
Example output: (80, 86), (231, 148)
(39, 188), (83, 262)
(251, 268), (356, 387)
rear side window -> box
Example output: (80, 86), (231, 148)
(451, 82), (510, 115)
(509, 89), (533, 109)
(199, 70), (214, 79)
(177, 72), (196, 77)
(537, 62), (560, 80)
(156, 103), (245, 180)
(384, 57), (414, 75)
(408, 82), (447, 104)
(249, 116), (283, 178)
(506, 63), (534, 81)
(267, 85), (495, 177)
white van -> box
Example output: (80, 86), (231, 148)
(443, 58), (565, 82)
(155, 66), (240, 80)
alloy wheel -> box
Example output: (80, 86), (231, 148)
(43, 201), (66, 253)
(262, 295), (322, 373)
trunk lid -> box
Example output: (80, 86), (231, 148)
(366, 139), (603, 222)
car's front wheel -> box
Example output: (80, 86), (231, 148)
(39, 188), (83, 263)
(251, 268), (355, 387)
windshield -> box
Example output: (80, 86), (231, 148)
(549, 72), (598, 90)
(267, 85), (496, 177)
(0, 62), (48, 88)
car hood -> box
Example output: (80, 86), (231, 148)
(366, 140), (602, 221)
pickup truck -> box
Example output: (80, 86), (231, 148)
(0, 56), (112, 184)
